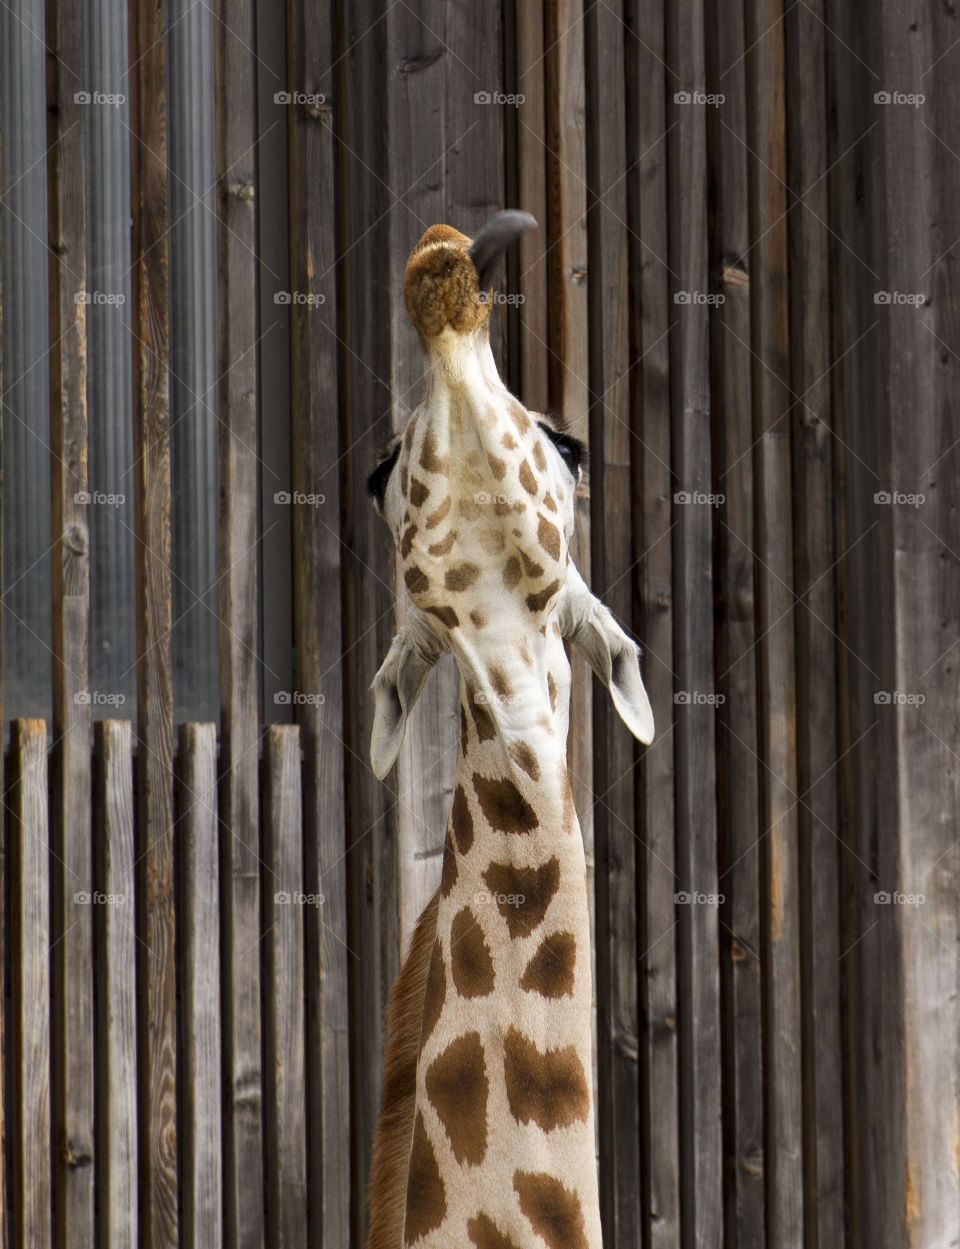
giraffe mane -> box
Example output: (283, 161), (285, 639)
(366, 888), (441, 1249)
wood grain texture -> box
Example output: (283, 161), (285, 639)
(129, 0), (177, 1241)
(46, 0), (95, 1242)
(285, 2), (352, 1244)
(705, 1), (764, 1243)
(743, 3), (803, 1244)
(214, 0), (265, 1242)
(783, 4), (846, 1245)
(515, 0), (549, 412)
(263, 726), (308, 1249)
(178, 724), (222, 1249)
(11, 720), (52, 1248)
(95, 721), (138, 1249)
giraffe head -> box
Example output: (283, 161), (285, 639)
(368, 211), (653, 778)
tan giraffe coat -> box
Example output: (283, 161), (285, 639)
(367, 216), (653, 1249)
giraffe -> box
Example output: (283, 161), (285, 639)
(365, 211), (654, 1249)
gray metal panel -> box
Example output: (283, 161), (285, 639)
(85, 0), (136, 716)
(1, 0), (52, 721)
(168, 0), (219, 724)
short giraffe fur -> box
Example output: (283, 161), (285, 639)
(366, 212), (654, 1249)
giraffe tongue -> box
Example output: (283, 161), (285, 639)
(468, 210), (538, 291)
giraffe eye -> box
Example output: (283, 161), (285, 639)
(537, 421), (586, 479)
(366, 441), (401, 510)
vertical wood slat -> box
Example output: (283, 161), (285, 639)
(584, 3), (641, 1247)
(783, 4), (846, 1245)
(129, 0), (177, 1240)
(286, 2), (351, 1245)
(94, 721), (137, 1249)
(743, 4), (804, 1244)
(666, 0), (724, 1243)
(704, 1), (764, 1243)
(337, 6), (400, 1241)
(214, 0), (265, 1242)
(178, 724), (222, 1249)
(46, 0), (95, 1243)
(625, 0), (681, 1240)
(10, 720), (51, 1248)
(515, 1), (549, 412)
(262, 726), (308, 1249)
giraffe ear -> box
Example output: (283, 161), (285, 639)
(557, 569), (655, 744)
(370, 610), (445, 779)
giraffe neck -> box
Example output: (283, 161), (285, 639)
(402, 647), (602, 1249)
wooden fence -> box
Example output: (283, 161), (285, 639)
(1, 0), (958, 1247)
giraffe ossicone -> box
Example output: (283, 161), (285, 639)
(366, 211), (653, 1249)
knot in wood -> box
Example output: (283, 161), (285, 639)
(64, 520), (88, 557)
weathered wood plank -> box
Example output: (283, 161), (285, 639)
(128, 0), (177, 1239)
(783, 3), (846, 1244)
(214, 0), (265, 1242)
(178, 724), (222, 1249)
(94, 720), (137, 1249)
(665, 0), (724, 1241)
(285, 2), (351, 1244)
(263, 726), (308, 1249)
(338, 5), (400, 1240)
(704, 1), (764, 1243)
(743, 3), (803, 1243)
(10, 719), (52, 1248)
(585, 3), (641, 1245)
(46, 0), (95, 1242)
(515, 0), (549, 411)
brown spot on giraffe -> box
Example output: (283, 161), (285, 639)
(400, 465), (409, 495)
(547, 672), (558, 712)
(488, 665), (512, 700)
(425, 1032), (489, 1167)
(513, 1171), (589, 1249)
(478, 526), (506, 556)
(508, 740), (540, 782)
(500, 431), (518, 451)
(543, 490), (557, 513)
(466, 685), (496, 742)
(520, 550), (544, 580)
(537, 514), (562, 562)
(469, 607), (487, 629)
(460, 705), (469, 755)
(450, 908), (495, 998)
(419, 426), (449, 475)
(472, 773), (539, 835)
(532, 440), (547, 472)
(509, 402), (532, 435)
(428, 531), (455, 556)
(468, 1212), (523, 1249)
(425, 495), (451, 528)
(420, 941), (446, 1047)
(451, 783), (474, 854)
(403, 1113), (447, 1243)
(426, 605), (459, 630)
(487, 453), (507, 480)
(400, 523), (418, 559)
(526, 578), (561, 612)
(518, 459), (538, 496)
(520, 931), (577, 999)
(503, 1026), (589, 1131)
(517, 635), (532, 666)
(503, 557), (522, 589)
(405, 566), (429, 596)
(409, 476), (429, 507)
(445, 562), (480, 592)
(440, 829), (458, 898)
(482, 858), (561, 939)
